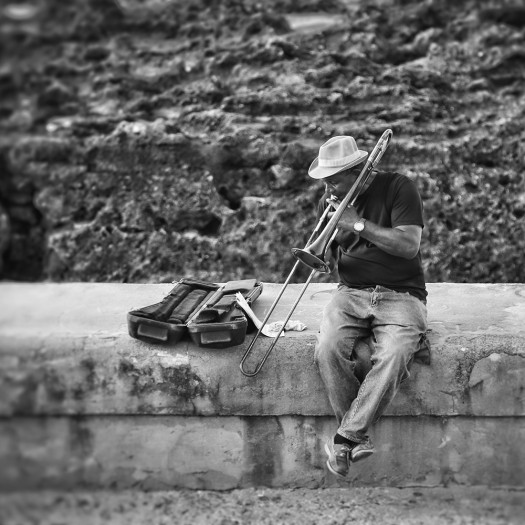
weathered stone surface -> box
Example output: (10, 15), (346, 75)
(1, 281), (525, 490)
(0, 202), (10, 273)
(1, 283), (524, 418)
(1, 415), (523, 490)
(1, 0), (524, 284)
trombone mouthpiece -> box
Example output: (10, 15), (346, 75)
(327, 194), (340, 210)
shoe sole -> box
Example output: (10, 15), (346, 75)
(324, 442), (348, 479)
(351, 448), (375, 462)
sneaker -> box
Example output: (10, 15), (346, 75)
(351, 438), (375, 462)
(324, 440), (352, 479)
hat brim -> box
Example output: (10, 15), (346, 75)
(308, 150), (368, 179)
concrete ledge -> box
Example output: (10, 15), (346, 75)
(0, 282), (524, 489)
(1, 283), (524, 417)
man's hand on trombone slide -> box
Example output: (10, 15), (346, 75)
(326, 198), (361, 233)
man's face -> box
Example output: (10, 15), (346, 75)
(323, 165), (362, 198)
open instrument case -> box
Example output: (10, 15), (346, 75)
(127, 278), (263, 348)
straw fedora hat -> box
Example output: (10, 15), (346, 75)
(308, 136), (368, 179)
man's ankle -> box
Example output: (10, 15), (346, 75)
(334, 433), (359, 448)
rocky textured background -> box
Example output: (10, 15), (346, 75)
(0, 0), (524, 284)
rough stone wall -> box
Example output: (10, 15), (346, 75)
(1, 0), (524, 283)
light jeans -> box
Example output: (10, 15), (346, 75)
(314, 285), (427, 443)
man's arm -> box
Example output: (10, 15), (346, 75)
(359, 221), (422, 259)
(328, 203), (422, 260)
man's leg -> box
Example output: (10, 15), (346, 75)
(315, 286), (372, 478)
(314, 286), (370, 424)
(338, 288), (428, 444)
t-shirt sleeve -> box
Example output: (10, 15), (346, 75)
(390, 176), (424, 228)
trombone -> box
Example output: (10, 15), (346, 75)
(239, 129), (393, 377)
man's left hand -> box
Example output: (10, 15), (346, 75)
(327, 199), (361, 232)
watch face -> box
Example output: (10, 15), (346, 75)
(354, 221), (364, 232)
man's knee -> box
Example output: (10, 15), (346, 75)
(314, 332), (371, 377)
(314, 333), (339, 367)
(372, 340), (415, 383)
(315, 331), (364, 370)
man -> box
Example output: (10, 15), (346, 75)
(308, 135), (428, 479)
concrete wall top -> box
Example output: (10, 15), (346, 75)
(0, 282), (524, 417)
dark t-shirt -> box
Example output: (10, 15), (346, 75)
(317, 171), (427, 301)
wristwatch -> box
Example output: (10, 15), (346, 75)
(353, 218), (366, 234)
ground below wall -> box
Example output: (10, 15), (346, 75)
(2, 486), (524, 525)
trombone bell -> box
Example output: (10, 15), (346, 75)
(291, 247), (331, 274)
